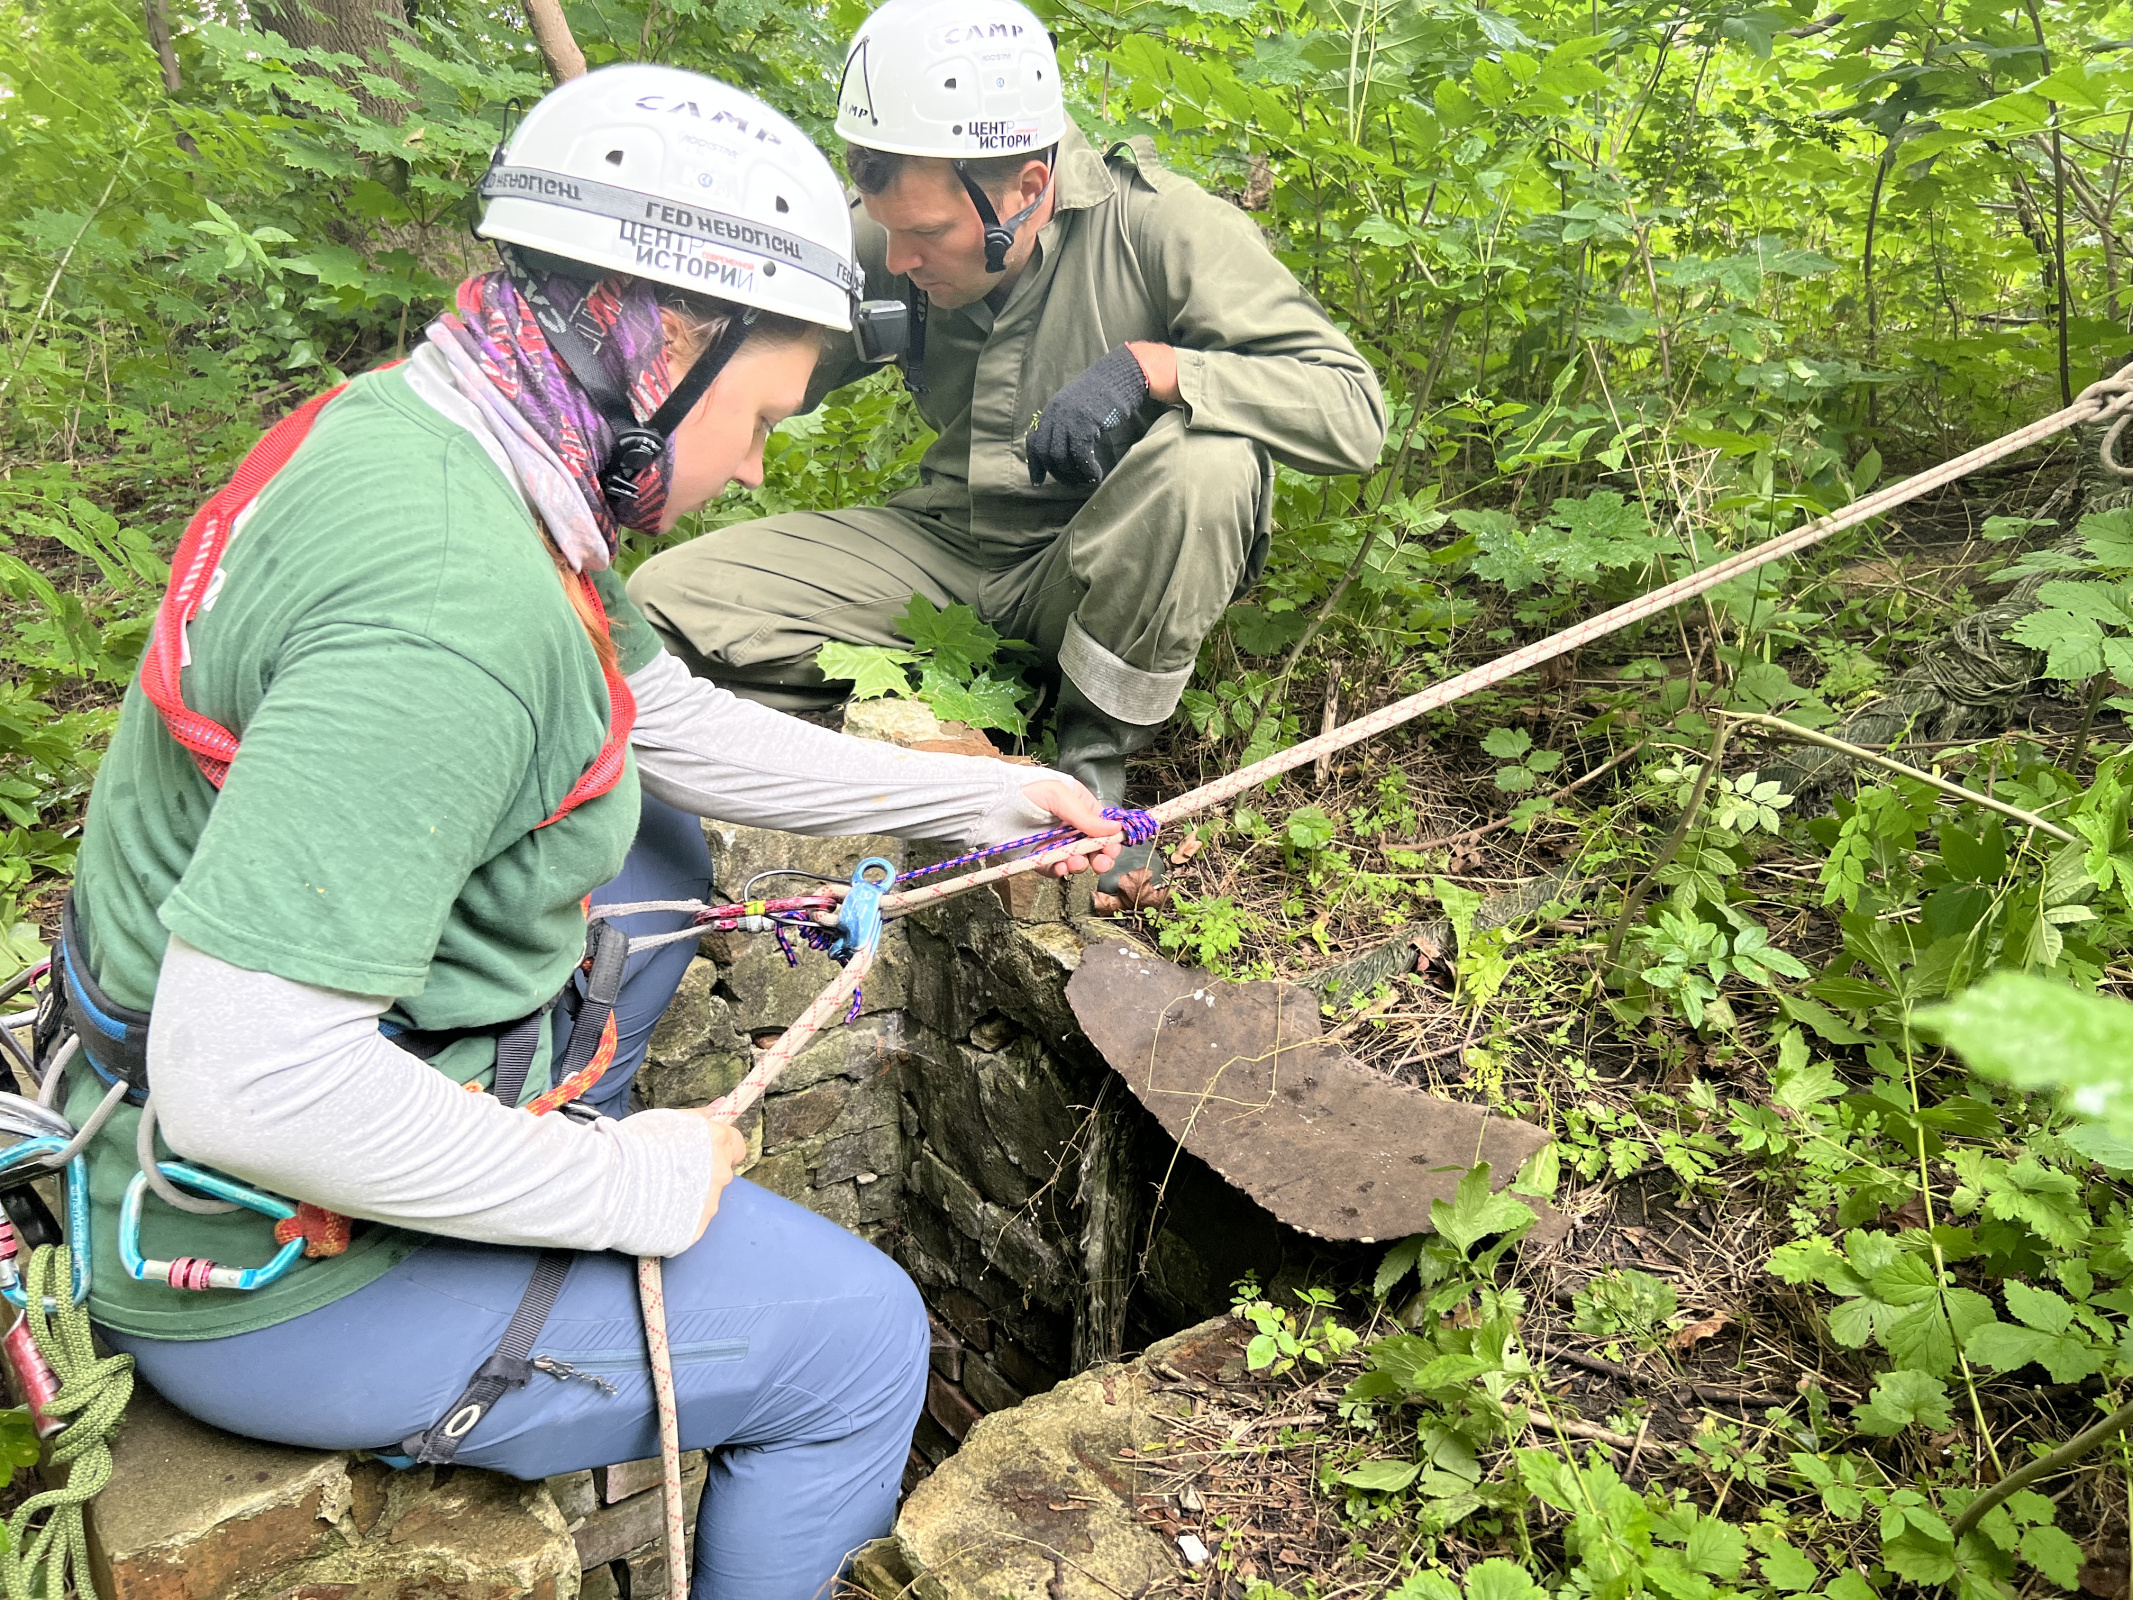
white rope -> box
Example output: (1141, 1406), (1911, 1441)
(631, 365), (2133, 1568)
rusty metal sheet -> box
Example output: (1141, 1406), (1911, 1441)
(1067, 942), (1562, 1246)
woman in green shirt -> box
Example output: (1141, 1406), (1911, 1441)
(46, 64), (1118, 1600)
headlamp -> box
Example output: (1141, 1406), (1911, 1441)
(852, 298), (910, 364)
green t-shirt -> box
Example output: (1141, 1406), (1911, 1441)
(70, 365), (665, 1339)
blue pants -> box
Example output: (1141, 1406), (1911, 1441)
(102, 795), (929, 1600)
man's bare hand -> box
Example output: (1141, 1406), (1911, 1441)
(1019, 777), (1122, 877)
(688, 1113), (750, 1242)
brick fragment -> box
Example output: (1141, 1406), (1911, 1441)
(926, 1373), (983, 1442)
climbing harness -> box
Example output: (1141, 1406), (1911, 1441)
(11, 360), (2133, 1600)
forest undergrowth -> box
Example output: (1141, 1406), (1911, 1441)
(14, 0), (2133, 1592)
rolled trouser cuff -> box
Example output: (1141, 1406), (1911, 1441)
(1060, 617), (1191, 726)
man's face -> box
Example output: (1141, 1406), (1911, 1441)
(861, 158), (1047, 310)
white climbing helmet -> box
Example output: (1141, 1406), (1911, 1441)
(834, 0), (1067, 161)
(478, 63), (861, 331)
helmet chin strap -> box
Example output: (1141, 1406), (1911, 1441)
(954, 162), (1055, 274)
(495, 243), (755, 518)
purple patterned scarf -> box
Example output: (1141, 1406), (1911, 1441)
(423, 267), (677, 571)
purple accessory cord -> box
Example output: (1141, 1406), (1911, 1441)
(894, 806), (1157, 886)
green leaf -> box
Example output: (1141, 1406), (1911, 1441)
(1925, 974), (2133, 1144)
(1964, 1320), (2106, 1383)
(2021, 1523), (2085, 1588)
(2080, 508), (2133, 569)
(2063, 1122), (2133, 1171)
(1481, 726), (1533, 759)
(2008, 606), (2107, 681)
(1337, 1458), (1422, 1493)
(894, 593), (1004, 677)
(1852, 1369), (1952, 1435)
(1882, 1522), (1957, 1585)
(1373, 1236), (1426, 1299)
(2004, 1281), (2073, 1335)
(1779, 994), (1875, 1045)
(1772, 1050), (1845, 1113)
(1759, 1541), (1819, 1592)
(1511, 1142), (1559, 1200)
(1883, 1285), (1995, 1374)
(1429, 1164), (1534, 1255)
(815, 641), (916, 700)
(1464, 1559), (1545, 1600)
(917, 665), (1028, 735)
(1939, 819), (2009, 884)
(1683, 1511), (1747, 1577)
(1388, 1573), (1460, 1600)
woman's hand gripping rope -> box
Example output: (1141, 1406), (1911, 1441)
(0, 1247), (133, 1600)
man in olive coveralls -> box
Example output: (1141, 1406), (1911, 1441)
(628, 0), (1386, 905)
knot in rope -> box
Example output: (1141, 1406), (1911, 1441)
(274, 1202), (352, 1259)
(895, 806), (1160, 886)
(2077, 363), (2133, 479)
(1, 1246), (133, 1600)
(1102, 806), (1159, 846)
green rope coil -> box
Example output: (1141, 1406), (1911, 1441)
(1, 1245), (132, 1600)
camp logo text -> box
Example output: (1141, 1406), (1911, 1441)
(939, 20), (1025, 43)
(631, 96), (784, 144)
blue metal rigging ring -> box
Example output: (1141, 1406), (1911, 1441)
(119, 1163), (306, 1293)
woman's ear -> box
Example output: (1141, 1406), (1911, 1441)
(656, 305), (691, 371)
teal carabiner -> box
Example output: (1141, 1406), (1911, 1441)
(0, 1137), (90, 1310)
(119, 1163), (306, 1293)
(828, 856), (893, 963)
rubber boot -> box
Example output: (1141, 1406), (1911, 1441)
(1051, 679), (1167, 912)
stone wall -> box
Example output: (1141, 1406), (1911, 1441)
(638, 822), (1373, 1487)
(637, 825), (1115, 1482)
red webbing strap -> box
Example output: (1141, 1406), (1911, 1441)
(138, 386), (636, 826)
(542, 574), (636, 828)
(140, 385), (349, 786)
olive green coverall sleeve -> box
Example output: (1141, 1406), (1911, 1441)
(1128, 176), (1386, 478)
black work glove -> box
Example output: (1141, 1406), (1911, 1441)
(1026, 346), (1151, 487)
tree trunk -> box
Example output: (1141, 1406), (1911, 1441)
(143, 0), (181, 93)
(522, 0), (586, 82)
(257, 0), (412, 120)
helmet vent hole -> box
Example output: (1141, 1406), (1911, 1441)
(775, 195), (790, 213)
(604, 149), (625, 166)
(944, 76), (956, 88)
(952, 123), (963, 135)
(763, 262), (778, 275)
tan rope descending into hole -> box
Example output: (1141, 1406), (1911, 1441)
(628, 363), (2133, 1600)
